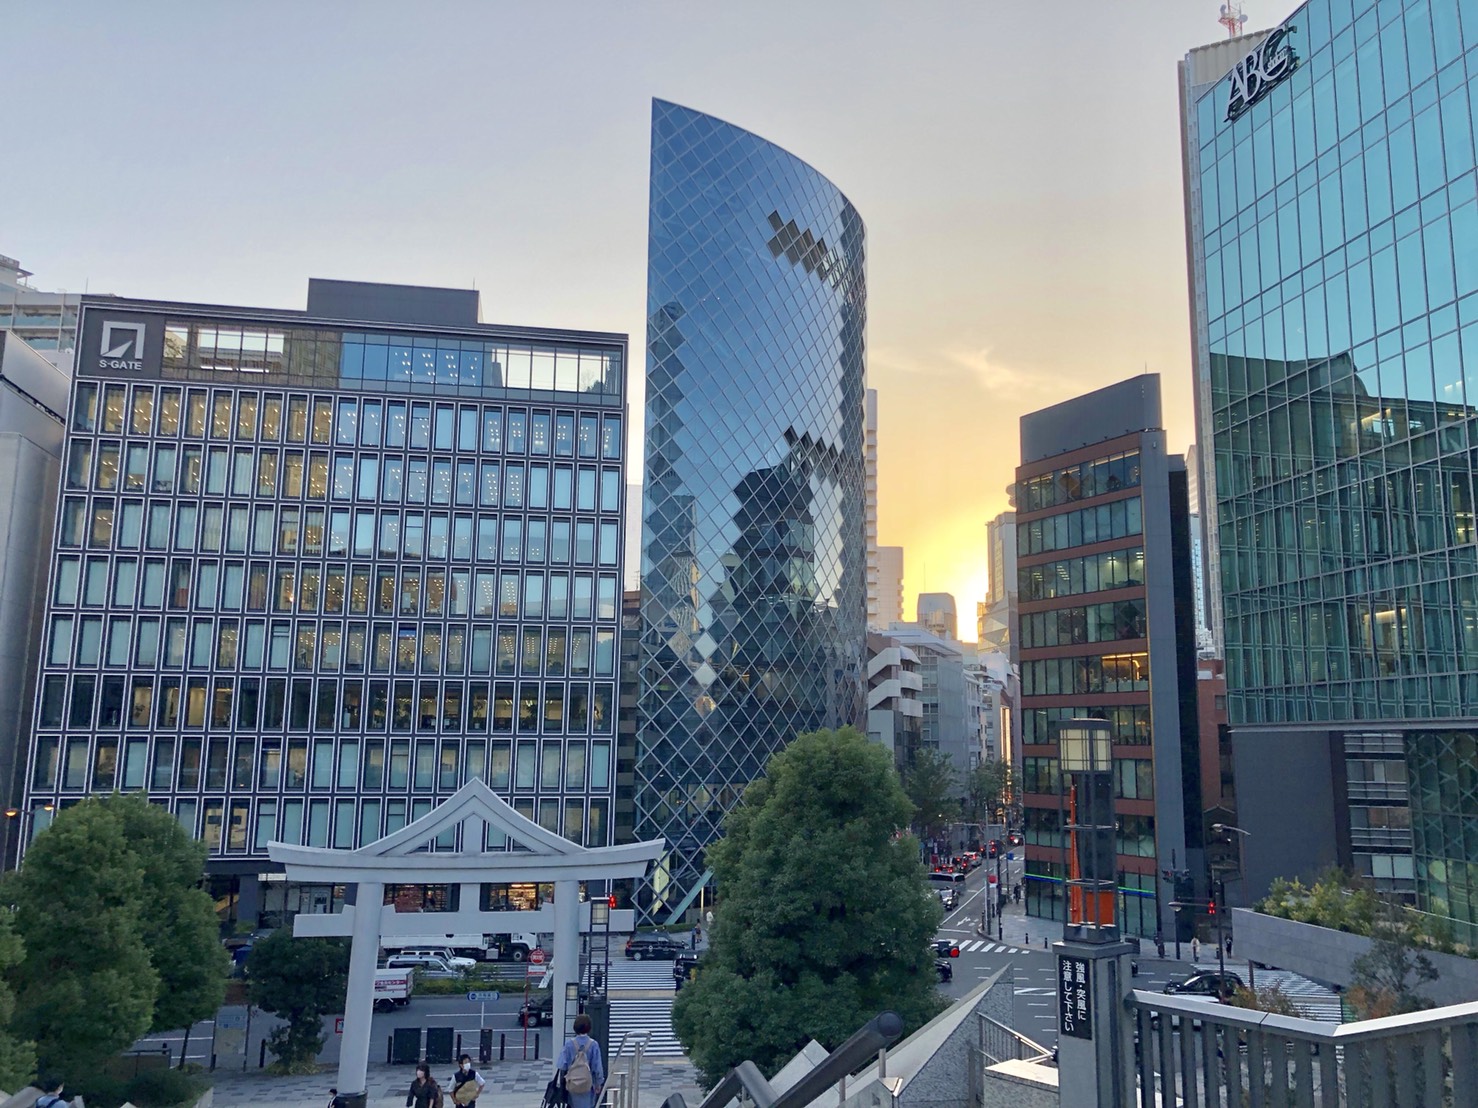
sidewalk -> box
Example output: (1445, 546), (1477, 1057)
(970, 891), (1236, 964)
(208, 1058), (704, 1108)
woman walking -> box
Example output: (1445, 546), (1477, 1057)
(406, 1064), (442, 1108)
(556, 1013), (605, 1108)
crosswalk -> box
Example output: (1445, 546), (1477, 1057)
(948, 938), (1031, 955)
(606, 959), (681, 988)
(1186, 963), (1345, 1023)
(608, 998), (686, 1058)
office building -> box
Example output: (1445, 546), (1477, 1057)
(866, 630), (923, 769)
(1, 254), (83, 371)
(916, 592), (958, 641)
(874, 545), (904, 629)
(865, 389), (882, 627)
(635, 100), (867, 921)
(1016, 375), (1202, 939)
(23, 280), (628, 926)
(1182, 0), (1478, 938)
(884, 624), (977, 774)
(1183, 444), (1216, 654)
(0, 332), (69, 866)
(979, 511), (1017, 655)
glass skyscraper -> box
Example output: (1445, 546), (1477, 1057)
(24, 281), (627, 925)
(1183, 0), (1478, 939)
(635, 100), (867, 920)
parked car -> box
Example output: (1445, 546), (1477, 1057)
(624, 933), (686, 960)
(383, 954), (462, 978)
(932, 939), (960, 958)
(935, 958), (953, 983)
(519, 984), (590, 1027)
(1164, 970), (1243, 1000)
(384, 946), (478, 970)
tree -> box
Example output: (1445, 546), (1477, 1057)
(672, 727), (944, 1087)
(1347, 921), (1440, 1018)
(248, 932), (349, 1071)
(965, 760), (1012, 825)
(9, 801), (159, 1075)
(903, 748), (959, 840)
(99, 794), (229, 1063)
(0, 910), (36, 1090)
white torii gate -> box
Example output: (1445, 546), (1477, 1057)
(268, 779), (665, 1107)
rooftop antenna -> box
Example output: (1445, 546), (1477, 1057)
(1219, 2), (1249, 37)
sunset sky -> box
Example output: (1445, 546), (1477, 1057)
(4, 0), (1243, 637)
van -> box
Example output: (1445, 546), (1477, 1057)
(387, 946), (477, 970)
(927, 871), (965, 887)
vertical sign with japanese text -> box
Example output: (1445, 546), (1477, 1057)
(1058, 955), (1092, 1040)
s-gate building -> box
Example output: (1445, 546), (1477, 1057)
(636, 100), (868, 921)
(23, 280), (628, 926)
(1182, 0), (1478, 940)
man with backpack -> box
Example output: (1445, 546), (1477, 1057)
(555, 1013), (604, 1108)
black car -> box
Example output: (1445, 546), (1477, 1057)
(625, 933), (686, 960)
(1164, 970), (1244, 999)
(935, 958), (953, 983)
(932, 939), (960, 958)
(519, 985), (590, 1027)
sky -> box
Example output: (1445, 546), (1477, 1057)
(4, 1), (1246, 638)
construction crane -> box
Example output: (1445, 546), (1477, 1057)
(1219, 2), (1249, 37)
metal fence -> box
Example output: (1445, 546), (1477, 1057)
(1128, 990), (1478, 1106)
(977, 1012), (1053, 1066)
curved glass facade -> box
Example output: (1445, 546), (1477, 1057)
(1186, 0), (1478, 938)
(635, 100), (867, 919)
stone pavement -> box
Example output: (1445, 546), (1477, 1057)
(208, 1058), (704, 1108)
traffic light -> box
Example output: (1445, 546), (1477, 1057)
(1208, 899), (1217, 917)
(987, 841), (998, 859)
(608, 895), (617, 909)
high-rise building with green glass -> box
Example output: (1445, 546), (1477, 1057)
(1182, 0), (1478, 941)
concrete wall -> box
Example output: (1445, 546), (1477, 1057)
(981, 1061), (1057, 1108)
(1230, 729), (1340, 901)
(1233, 907), (1478, 1006)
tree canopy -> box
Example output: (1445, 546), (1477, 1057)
(0, 910), (35, 1090)
(98, 794), (229, 1035)
(672, 727), (944, 1087)
(248, 932), (349, 1071)
(8, 801), (159, 1075)
(965, 760), (1012, 826)
(903, 747), (959, 840)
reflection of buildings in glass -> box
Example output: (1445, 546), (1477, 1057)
(1182, 0), (1478, 944)
(634, 100), (866, 921)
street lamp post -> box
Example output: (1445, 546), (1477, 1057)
(1212, 823), (1253, 988)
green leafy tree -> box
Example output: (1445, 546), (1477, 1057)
(965, 760), (1012, 825)
(672, 727), (945, 1087)
(0, 910), (36, 1089)
(9, 801), (159, 1074)
(1348, 920), (1440, 1018)
(248, 932), (349, 1071)
(99, 794), (229, 1063)
(903, 747), (959, 840)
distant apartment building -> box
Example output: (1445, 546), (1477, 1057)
(873, 545), (903, 629)
(885, 624), (977, 775)
(0, 332), (69, 866)
(1, 254), (81, 372)
(1016, 375), (1202, 940)
(916, 592), (957, 641)
(865, 630), (923, 769)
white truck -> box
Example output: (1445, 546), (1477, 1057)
(373, 966), (414, 1011)
(489, 932), (542, 962)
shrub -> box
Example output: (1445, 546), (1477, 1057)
(125, 1067), (209, 1108)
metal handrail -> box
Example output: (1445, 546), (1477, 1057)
(977, 1012), (1052, 1064)
(611, 1029), (650, 1058)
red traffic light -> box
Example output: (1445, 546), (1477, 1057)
(1208, 900), (1217, 916)
(608, 895), (618, 909)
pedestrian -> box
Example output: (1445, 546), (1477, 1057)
(705, 908), (714, 928)
(1191, 937), (1200, 961)
(1225, 934), (1233, 958)
(450, 1054), (485, 1107)
(407, 1063), (442, 1108)
(1155, 932), (1165, 959)
(35, 1078), (66, 1108)
(556, 1012), (605, 1108)
(691, 924), (701, 950)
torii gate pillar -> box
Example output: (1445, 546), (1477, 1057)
(338, 880), (384, 1108)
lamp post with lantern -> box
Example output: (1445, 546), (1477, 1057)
(1051, 719), (1134, 1108)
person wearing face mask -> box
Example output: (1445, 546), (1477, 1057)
(450, 1055), (485, 1106)
(406, 1063), (442, 1108)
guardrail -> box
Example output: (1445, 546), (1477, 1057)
(1127, 989), (1478, 1106)
(604, 1031), (649, 1108)
(977, 1012), (1052, 1066)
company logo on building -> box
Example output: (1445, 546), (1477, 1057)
(1225, 22), (1298, 122)
(98, 321), (146, 371)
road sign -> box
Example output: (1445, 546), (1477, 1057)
(988, 873), (998, 885)
(334, 1017), (344, 1035)
(467, 991), (501, 1002)
(530, 948), (547, 965)
(1007, 852), (1015, 861)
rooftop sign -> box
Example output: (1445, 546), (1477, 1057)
(1225, 22), (1299, 122)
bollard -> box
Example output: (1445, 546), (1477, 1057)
(499, 1033), (506, 1062)
(534, 1033), (540, 1061)
(259, 1040), (267, 1068)
(387, 1036), (393, 1065)
(456, 1033), (462, 1058)
(210, 1053), (217, 1072)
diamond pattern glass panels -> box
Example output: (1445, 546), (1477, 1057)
(634, 100), (867, 920)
